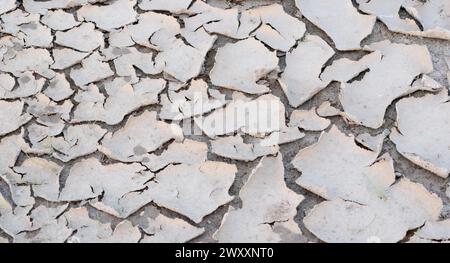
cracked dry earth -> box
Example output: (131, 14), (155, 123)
(0, 0), (449, 244)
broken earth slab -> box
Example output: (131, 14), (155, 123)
(356, 0), (450, 40)
(109, 12), (215, 82)
(259, 127), (305, 147)
(210, 38), (279, 95)
(295, 0), (376, 51)
(211, 135), (279, 162)
(17, 21), (53, 48)
(138, 207), (204, 243)
(0, 0), (16, 15)
(99, 110), (183, 163)
(139, 0), (194, 14)
(214, 154), (305, 243)
(142, 139), (208, 172)
(0, 9), (40, 35)
(69, 52), (113, 87)
(149, 161), (237, 224)
(55, 22), (104, 53)
(293, 126), (442, 242)
(0, 100), (32, 136)
(390, 89), (450, 178)
(316, 101), (341, 117)
(12, 157), (62, 202)
(0, 47), (54, 78)
(102, 47), (163, 82)
(12, 204), (70, 243)
(355, 130), (389, 156)
(51, 48), (89, 70)
(328, 41), (435, 128)
(293, 125), (394, 205)
(185, 2), (305, 51)
(194, 93), (286, 138)
(159, 79), (226, 121)
(63, 207), (141, 243)
(77, 0), (137, 31)
(236, 4), (306, 52)
(289, 108), (331, 132)
(22, 0), (107, 15)
(72, 78), (165, 125)
(41, 9), (80, 31)
(409, 219), (450, 243)
(60, 158), (154, 219)
(43, 73), (74, 102)
(279, 35), (335, 108)
(0, 72), (45, 99)
(48, 124), (107, 162)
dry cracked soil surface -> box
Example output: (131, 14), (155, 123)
(0, 0), (449, 243)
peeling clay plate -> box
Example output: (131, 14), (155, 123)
(0, 0), (449, 243)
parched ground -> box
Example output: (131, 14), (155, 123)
(0, 0), (449, 243)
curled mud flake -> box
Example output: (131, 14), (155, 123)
(211, 135), (279, 162)
(194, 93), (286, 138)
(259, 127), (305, 147)
(139, 0), (194, 14)
(43, 73), (74, 102)
(18, 22), (53, 48)
(100, 110), (183, 162)
(55, 23), (104, 53)
(0, 194), (33, 237)
(293, 125), (396, 204)
(210, 38), (279, 94)
(390, 90), (450, 178)
(104, 47), (163, 81)
(4, 204), (69, 243)
(153, 36), (214, 83)
(357, 0), (450, 40)
(316, 101), (341, 117)
(214, 154), (305, 243)
(41, 9), (81, 31)
(77, 0), (137, 31)
(295, 0), (376, 51)
(0, 47), (54, 78)
(289, 108), (331, 132)
(409, 219), (450, 243)
(184, 1), (240, 38)
(51, 48), (89, 70)
(22, 0), (104, 14)
(279, 35), (334, 108)
(51, 124), (107, 162)
(159, 79), (226, 121)
(238, 4), (306, 51)
(355, 130), (389, 156)
(304, 179), (442, 243)
(109, 12), (180, 48)
(13, 157), (62, 202)
(69, 52), (113, 87)
(336, 41), (435, 128)
(0, 169), (34, 207)
(0, 73), (15, 93)
(0, 100), (32, 136)
(0, 72), (45, 99)
(72, 78), (165, 125)
(60, 158), (154, 218)
(142, 139), (207, 172)
(0, 0), (16, 15)
(139, 209), (204, 243)
(62, 207), (141, 243)
(293, 126), (442, 242)
(149, 161), (236, 223)
(0, 9), (40, 35)
(0, 131), (30, 173)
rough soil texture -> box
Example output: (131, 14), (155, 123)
(0, 0), (449, 243)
